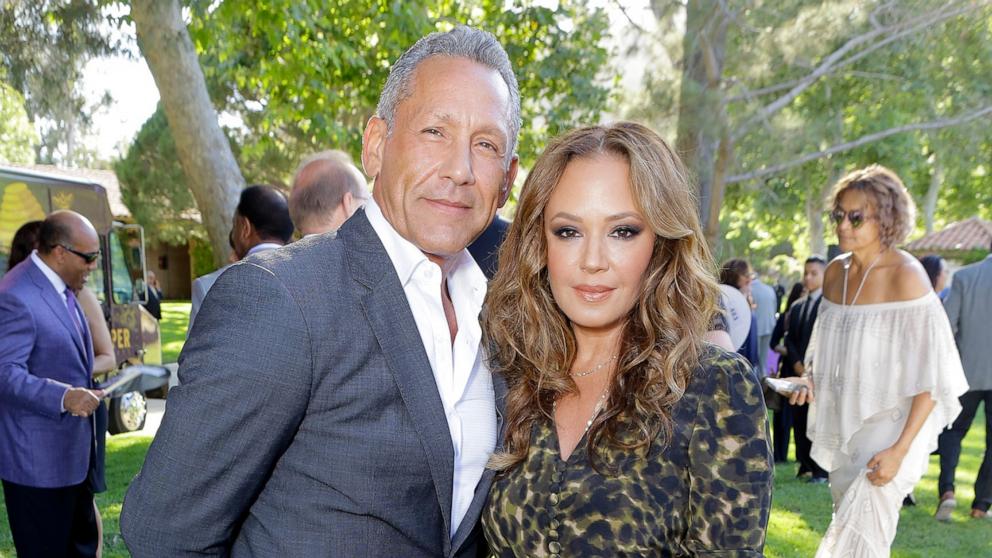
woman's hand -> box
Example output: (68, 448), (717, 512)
(866, 445), (907, 486)
(785, 376), (814, 406)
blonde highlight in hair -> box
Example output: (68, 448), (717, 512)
(484, 122), (719, 472)
(832, 164), (917, 247)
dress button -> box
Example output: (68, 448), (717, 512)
(549, 529), (559, 539)
(550, 519), (560, 530)
(549, 494), (559, 505)
(551, 555), (561, 558)
(548, 542), (562, 553)
(552, 472), (563, 483)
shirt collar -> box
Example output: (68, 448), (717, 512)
(247, 242), (282, 256)
(364, 197), (487, 296)
(30, 250), (68, 295)
(809, 288), (822, 301)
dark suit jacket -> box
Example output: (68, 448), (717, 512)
(467, 216), (510, 280)
(783, 295), (821, 377)
(121, 210), (504, 557)
(0, 259), (95, 488)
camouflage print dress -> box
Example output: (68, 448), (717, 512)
(482, 349), (773, 557)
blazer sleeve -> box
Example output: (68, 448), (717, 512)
(187, 276), (207, 335)
(942, 271), (964, 337)
(0, 292), (70, 418)
(121, 262), (313, 557)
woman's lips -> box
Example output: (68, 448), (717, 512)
(573, 285), (615, 302)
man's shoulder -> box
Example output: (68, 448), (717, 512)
(0, 260), (38, 296)
(955, 257), (992, 281)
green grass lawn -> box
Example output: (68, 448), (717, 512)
(0, 434), (152, 558)
(160, 300), (190, 363)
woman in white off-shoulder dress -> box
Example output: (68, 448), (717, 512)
(788, 165), (969, 558)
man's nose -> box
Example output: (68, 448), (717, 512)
(439, 139), (476, 186)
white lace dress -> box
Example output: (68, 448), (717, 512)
(805, 292), (969, 558)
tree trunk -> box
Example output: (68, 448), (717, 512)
(671, 0), (730, 247)
(131, 0), (243, 267)
(806, 170), (837, 258)
(924, 151), (943, 233)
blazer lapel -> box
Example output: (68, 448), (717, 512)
(28, 262), (88, 362)
(342, 211), (456, 553)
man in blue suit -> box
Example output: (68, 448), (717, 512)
(0, 210), (105, 557)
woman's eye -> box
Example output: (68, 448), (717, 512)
(553, 227), (580, 239)
(611, 225), (642, 240)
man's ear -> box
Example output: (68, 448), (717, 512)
(498, 155), (519, 208)
(361, 116), (387, 180)
(341, 191), (359, 216)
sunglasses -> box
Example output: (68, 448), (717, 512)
(829, 208), (875, 229)
(59, 244), (101, 264)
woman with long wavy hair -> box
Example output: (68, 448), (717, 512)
(481, 122), (773, 556)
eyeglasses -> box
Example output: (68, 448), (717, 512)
(58, 244), (101, 264)
(829, 208), (876, 229)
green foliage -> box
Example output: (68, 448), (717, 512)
(184, 0), (613, 182)
(0, 82), (38, 163)
(189, 236), (217, 279)
(632, 0), (992, 261)
(115, 106), (205, 246)
(0, 0), (119, 164)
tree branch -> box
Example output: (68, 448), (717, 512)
(725, 105), (992, 184)
(730, 1), (980, 142)
(613, 0), (647, 34)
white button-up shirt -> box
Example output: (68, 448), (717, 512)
(365, 199), (497, 537)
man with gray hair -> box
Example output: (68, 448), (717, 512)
(122, 25), (518, 557)
(289, 150), (368, 236)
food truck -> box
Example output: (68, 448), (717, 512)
(0, 166), (162, 433)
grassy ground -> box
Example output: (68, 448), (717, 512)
(0, 434), (152, 558)
(766, 407), (990, 557)
(160, 300), (190, 364)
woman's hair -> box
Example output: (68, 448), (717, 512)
(718, 258), (751, 289)
(919, 254), (945, 290)
(7, 220), (42, 271)
(484, 122), (720, 471)
(831, 164), (916, 247)
(784, 281), (805, 313)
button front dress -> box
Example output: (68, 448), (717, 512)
(482, 349), (773, 557)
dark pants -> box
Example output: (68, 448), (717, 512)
(773, 404), (793, 462)
(937, 390), (992, 512)
(793, 403), (828, 479)
(2, 479), (99, 558)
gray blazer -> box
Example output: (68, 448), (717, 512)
(121, 210), (505, 557)
(187, 265), (227, 335)
(944, 255), (992, 391)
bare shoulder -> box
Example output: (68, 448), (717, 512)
(822, 255), (846, 299)
(888, 250), (931, 300)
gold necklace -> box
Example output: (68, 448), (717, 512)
(570, 355), (618, 378)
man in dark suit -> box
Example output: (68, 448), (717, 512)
(468, 214), (510, 279)
(121, 26), (518, 557)
(0, 211), (105, 557)
(785, 255), (828, 483)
